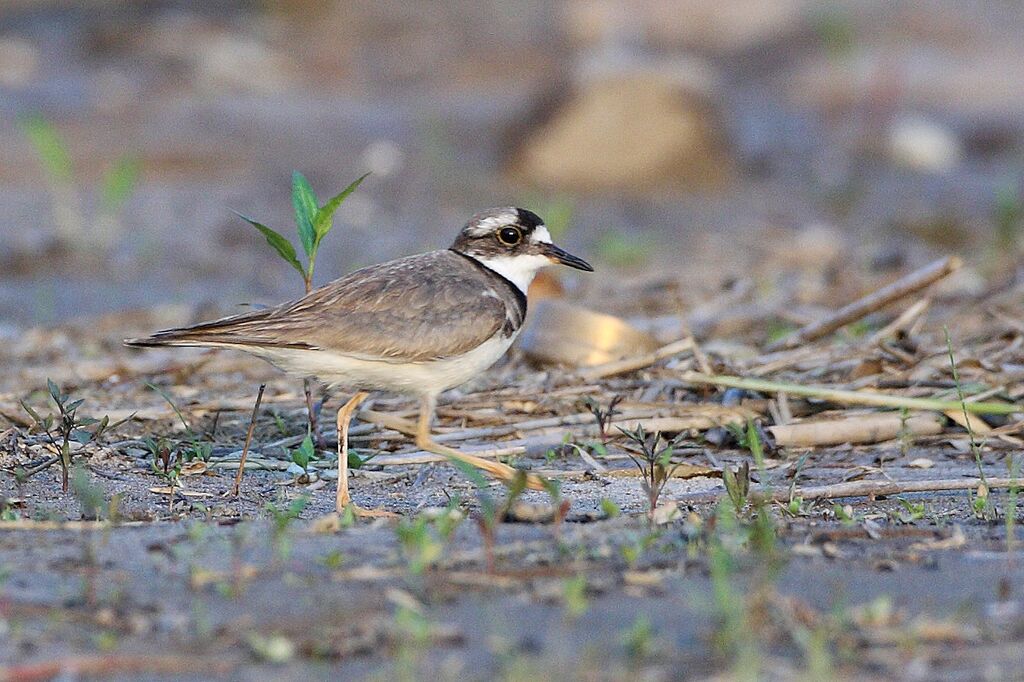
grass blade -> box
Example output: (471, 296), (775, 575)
(20, 115), (73, 183)
(101, 155), (140, 212)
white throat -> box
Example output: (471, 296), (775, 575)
(467, 224), (554, 294)
(474, 254), (549, 293)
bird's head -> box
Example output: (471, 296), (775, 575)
(450, 207), (593, 292)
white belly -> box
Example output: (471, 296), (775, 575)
(249, 332), (517, 397)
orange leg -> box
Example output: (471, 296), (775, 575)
(335, 393), (396, 517)
(415, 395), (547, 491)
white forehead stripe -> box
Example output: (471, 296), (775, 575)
(531, 225), (552, 244)
(470, 213), (519, 235)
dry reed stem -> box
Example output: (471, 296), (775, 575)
(233, 383), (266, 497)
(767, 256), (962, 351)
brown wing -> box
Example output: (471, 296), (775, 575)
(125, 251), (516, 362)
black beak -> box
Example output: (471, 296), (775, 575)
(540, 242), (594, 272)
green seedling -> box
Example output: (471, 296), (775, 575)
(448, 459), (551, 573)
(618, 424), (688, 524)
(145, 436), (181, 514)
(895, 497), (926, 523)
(234, 170), (368, 441)
(620, 615), (655, 663)
(832, 503), (858, 526)
(709, 503), (762, 680)
(266, 495), (309, 561)
(600, 498), (621, 519)
(20, 379), (131, 492)
(723, 461), (751, 513)
(290, 433), (317, 475)
(563, 574), (589, 618)
(945, 328), (996, 520)
(235, 171), (368, 295)
(20, 115), (138, 248)
(994, 182), (1023, 253)
(580, 394), (622, 445)
(395, 503), (464, 576)
(317, 550), (346, 569)
(71, 463), (105, 521)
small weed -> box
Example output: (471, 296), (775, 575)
(182, 441), (213, 463)
(236, 170), (367, 440)
(20, 379), (130, 492)
(709, 504), (762, 680)
(317, 550), (346, 569)
(290, 433), (317, 475)
(993, 182), (1023, 253)
(236, 171), (368, 295)
(945, 328), (995, 519)
(271, 411), (289, 436)
(723, 462), (751, 513)
(620, 615), (655, 663)
(832, 503), (858, 526)
(894, 497), (926, 523)
(20, 114), (138, 248)
(71, 463), (105, 520)
(395, 499), (464, 575)
(266, 495), (309, 561)
(600, 498), (621, 519)
(562, 574), (589, 619)
(580, 395), (622, 445)
(618, 424), (687, 523)
(145, 437), (181, 515)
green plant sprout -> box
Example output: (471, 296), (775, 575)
(234, 170), (369, 443)
(618, 424), (687, 524)
(944, 328), (996, 520)
(20, 115), (138, 248)
(290, 433), (317, 476)
(235, 171), (369, 295)
(20, 379), (131, 492)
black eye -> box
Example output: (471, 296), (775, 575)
(498, 227), (522, 245)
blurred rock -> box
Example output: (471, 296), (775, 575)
(520, 300), (659, 367)
(887, 117), (962, 173)
(509, 66), (731, 192)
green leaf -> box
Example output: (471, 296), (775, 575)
(20, 115), (73, 183)
(233, 211), (305, 278)
(291, 434), (315, 469)
(47, 378), (61, 404)
(312, 172), (369, 250)
(291, 171), (318, 258)
(100, 155), (140, 212)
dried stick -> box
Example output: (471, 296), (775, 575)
(768, 414), (943, 447)
(751, 476), (1021, 503)
(233, 383), (266, 497)
(766, 256), (962, 351)
(680, 372), (1019, 415)
(578, 337), (694, 380)
(0, 654), (233, 681)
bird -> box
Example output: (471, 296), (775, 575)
(125, 207), (594, 516)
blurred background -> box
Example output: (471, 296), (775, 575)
(1, 0), (1022, 331)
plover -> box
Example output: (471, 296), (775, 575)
(126, 207), (593, 515)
